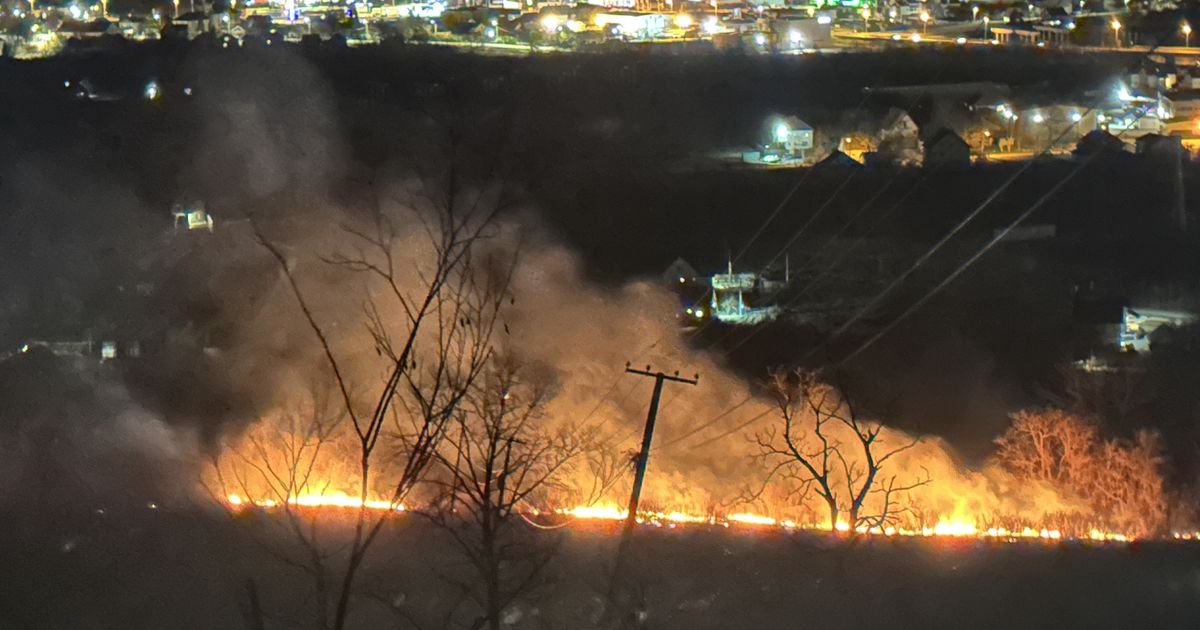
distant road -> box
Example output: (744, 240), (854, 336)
(835, 26), (1200, 56)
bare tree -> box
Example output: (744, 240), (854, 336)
(209, 379), (347, 629)
(993, 408), (1098, 486)
(237, 172), (515, 630)
(753, 370), (925, 531)
(994, 408), (1167, 537)
(428, 356), (584, 630)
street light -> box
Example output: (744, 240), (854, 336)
(920, 10), (929, 34)
(972, 5), (978, 21)
(1183, 21), (1192, 48)
(1110, 18), (1121, 48)
(983, 15), (989, 40)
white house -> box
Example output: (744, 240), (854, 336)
(773, 115), (814, 159)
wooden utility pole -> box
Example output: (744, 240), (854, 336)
(604, 363), (698, 621)
(621, 363), (698, 534)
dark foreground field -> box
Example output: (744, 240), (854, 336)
(3, 505), (1199, 629)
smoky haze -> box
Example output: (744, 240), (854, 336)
(0, 45), (1189, 529)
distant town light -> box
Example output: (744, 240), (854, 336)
(1097, 112), (1106, 122)
(816, 14), (832, 25)
(674, 13), (693, 29)
(702, 15), (718, 34)
(754, 32), (767, 47)
(789, 30), (802, 44)
(144, 80), (161, 101)
(1032, 112), (1044, 123)
(1070, 111), (1082, 122)
(540, 14), (560, 32)
(910, 33), (922, 42)
(955, 36), (966, 44)
(891, 33), (901, 41)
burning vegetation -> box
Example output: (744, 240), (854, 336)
(204, 177), (1177, 558)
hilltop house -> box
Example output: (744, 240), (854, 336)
(923, 128), (971, 169)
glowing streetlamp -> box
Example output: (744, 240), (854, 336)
(983, 15), (989, 40)
(972, 5), (978, 21)
(1110, 18), (1121, 48)
(673, 13), (693, 29)
(173, 0), (180, 17)
(1183, 21), (1192, 48)
(920, 10), (929, 34)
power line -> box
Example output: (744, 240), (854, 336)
(835, 155), (1094, 368)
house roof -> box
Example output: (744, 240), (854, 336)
(1135, 133), (1181, 151)
(780, 115), (812, 131)
(662, 257), (699, 282)
(926, 128), (969, 150)
(881, 107), (915, 130)
(813, 149), (862, 170)
(1074, 129), (1125, 154)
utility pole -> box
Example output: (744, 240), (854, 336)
(604, 363), (698, 621)
(620, 363), (698, 534)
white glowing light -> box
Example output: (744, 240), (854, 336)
(673, 13), (693, 29)
(1032, 112), (1044, 123)
(774, 122), (789, 142)
(144, 80), (160, 100)
(540, 14), (560, 32)
(753, 32), (767, 47)
(789, 30), (802, 44)
(910, 33), (922, 42)
(1070, 112), (1082, 122)
(816, 14), (831, 24)
(955, 36), (966, 44)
